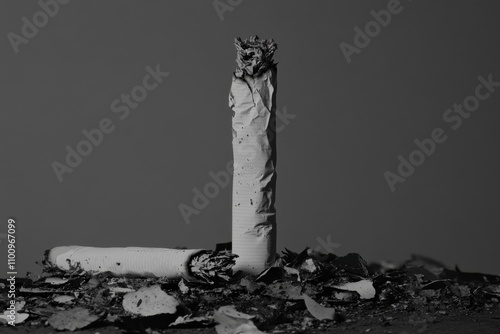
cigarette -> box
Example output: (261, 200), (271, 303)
(44, 246), (236, 283)
(229, 35), (278, 275)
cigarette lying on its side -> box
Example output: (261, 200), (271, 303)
(230, 36), (278, 275)
(44, 246), (237, 283)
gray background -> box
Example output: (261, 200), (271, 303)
(1, 0), (499, 278)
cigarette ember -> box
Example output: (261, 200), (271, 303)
(230, 35), (278, 274)
(44, 246), (237, 284)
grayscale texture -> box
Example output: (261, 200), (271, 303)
(1, 0), (500, 278)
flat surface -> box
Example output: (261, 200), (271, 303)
(2, 311), (500, 334)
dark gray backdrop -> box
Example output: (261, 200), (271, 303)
(1, 0), (499, 278)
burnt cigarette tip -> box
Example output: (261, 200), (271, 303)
(234, 35), (278, 78)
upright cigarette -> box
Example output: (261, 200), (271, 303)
(44, 246), (236, 283)
(229, 36), (278, 275)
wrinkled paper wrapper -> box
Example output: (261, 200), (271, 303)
(229, 66), (277, 275)
(47, 246), (206, 281)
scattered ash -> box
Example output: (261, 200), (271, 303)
(1, 247), (499, 333)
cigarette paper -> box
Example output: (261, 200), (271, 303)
(229, 36), (278, 274)
(45, 246), (236, 283)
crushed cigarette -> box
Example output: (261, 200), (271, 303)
(44, 246), (237, 284)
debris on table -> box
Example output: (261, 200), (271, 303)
(302, 294), (336, 321)
(122, 285), (179, 316)
(1, 246), (499, 332)
(0, 301), (29, 325)
(214, 305), (266, 334)
(47, 307), (99, 331)
(331, 279), (376, 300)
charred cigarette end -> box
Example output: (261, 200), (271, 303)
(234, 35), (278, 78)
(231, 36), (278, 275)
(189, 250), (238, 284)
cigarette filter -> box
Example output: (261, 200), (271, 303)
(229, 36), (278, 274)
(45, 246), (236, 283)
